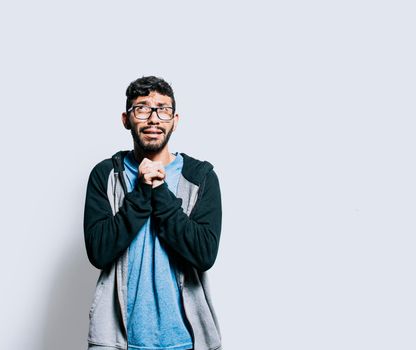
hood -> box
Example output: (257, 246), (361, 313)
(180, 152), (214, 186)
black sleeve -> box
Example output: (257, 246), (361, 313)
(151, 169), (222, 271)
(83, 163), (153, 270)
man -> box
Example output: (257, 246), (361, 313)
(83, 76), (222, 350)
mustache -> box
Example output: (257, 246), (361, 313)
(140, 126), (165, 133)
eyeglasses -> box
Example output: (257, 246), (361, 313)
(127, 104), (174, 121)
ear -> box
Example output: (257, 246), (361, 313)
(172, 113), (180, 132)
(122, 112), (131, 130)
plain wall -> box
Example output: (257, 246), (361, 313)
(1, 1), (415, 349)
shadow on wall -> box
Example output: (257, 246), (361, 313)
(42, 235), (98, 350)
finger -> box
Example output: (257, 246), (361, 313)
(153, 168), (165, 177)
(140, 163), (158, 175)
(156, 170), (166, 179)
(147, 165), (165, 177)
(143, 171), (160, 182)
(139, 158), (152, 170)
(142, 173), (153, 184)
(140, 165), (153, 173)
(151, 162), (165, 172)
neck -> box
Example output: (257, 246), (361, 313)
(133, 145), (175, 166)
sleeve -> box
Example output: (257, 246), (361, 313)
(83, 164), (153, 270)
(151, 169), (222, 271)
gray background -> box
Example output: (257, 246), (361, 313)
(0, 0), (415, 349)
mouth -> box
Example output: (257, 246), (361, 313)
(142, 128), (163, 138)
(142, 128), (163, 134)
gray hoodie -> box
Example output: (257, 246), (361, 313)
(84, 151), (223, 350)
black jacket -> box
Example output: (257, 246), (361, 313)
(83, 150), (222, 271)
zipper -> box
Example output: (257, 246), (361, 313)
(180, 284), (195, 348)
(113, 155), (129, 350)
(174, 264), (195, 348)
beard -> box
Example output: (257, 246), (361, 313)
(130, 124), (174, 153)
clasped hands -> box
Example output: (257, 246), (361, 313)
(138, 158), (166, 188)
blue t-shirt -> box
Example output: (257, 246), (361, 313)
(124, 151), (193, 350)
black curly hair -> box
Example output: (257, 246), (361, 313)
(125, 76), (176, 113)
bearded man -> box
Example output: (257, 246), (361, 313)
(83, 76), (223, 350)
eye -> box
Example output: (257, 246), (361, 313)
(135, 105), (150, 113)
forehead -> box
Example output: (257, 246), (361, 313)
(133, 91), (172, 106)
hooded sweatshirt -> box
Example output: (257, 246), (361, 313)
(83, 150), (223, 350)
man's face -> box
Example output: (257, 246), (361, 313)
(122, 91), (179, 153)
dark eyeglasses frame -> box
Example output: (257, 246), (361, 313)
(127, 105), (175, 121)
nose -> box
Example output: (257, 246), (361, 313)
(147, 110), (160, 124)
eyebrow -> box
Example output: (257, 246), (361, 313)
(136, 101), (171, 107)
